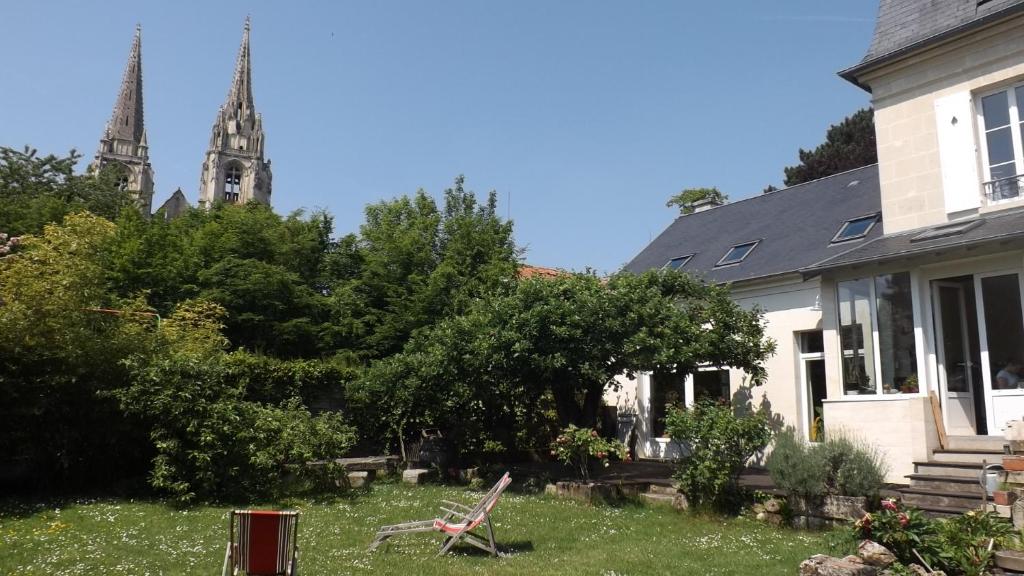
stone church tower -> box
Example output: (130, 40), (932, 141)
(91, 25), (155, 214)
(198, 18), (272, 207)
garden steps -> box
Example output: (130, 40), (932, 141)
(912, 460), (990, 478)
(899, 487), (991, 510)
(930, 448), (1004, 464)
(899, 439), (1005, 517)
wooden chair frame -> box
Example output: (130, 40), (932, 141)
(369, 472), (511, 556)
(222, 509), (300, 576)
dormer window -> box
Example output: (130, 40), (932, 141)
(979, 84), (1024, 202)
(832, 214), (879, 243)
(715, 240), (759, 267)
(664, 254), (694, 270)
(223, 165), (242, 202)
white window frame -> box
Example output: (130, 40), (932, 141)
(976, 82), (1024, 203)
(837, 272), (922, 399)
(797, 331), (825, 442)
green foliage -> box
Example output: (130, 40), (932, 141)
(549, 425), (627, 481)
(665, 187), (728, 214)
(0, 213), (156, 484)
(767, 428), (887, 499)
(766, 427), (827, 498)
(665, 400), (772, 511)
(114, 300), (356, 502)
(350, 268), (774, 460)
(0, 146), (135, 236)
(783, 108), (877, 187)
(330, 175), (519, 360)
(851, 500), (1014, 575)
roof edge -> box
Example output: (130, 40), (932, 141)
(839, 3), (1024, 91)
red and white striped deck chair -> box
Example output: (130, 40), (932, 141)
(369, 472), (512, 557)
(222, 510), (299, 576)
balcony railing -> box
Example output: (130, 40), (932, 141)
(983, 174), (1024, 203)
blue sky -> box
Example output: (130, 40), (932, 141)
(0, 1), (876, 273)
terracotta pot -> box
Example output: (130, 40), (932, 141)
(994, 490), (1018, 506)
(1004, 456), (1024, 471)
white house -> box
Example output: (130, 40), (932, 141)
(614, 0), (1024, 500)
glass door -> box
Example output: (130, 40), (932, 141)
(932, 281), (977, 435)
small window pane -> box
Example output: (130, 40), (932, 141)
(1015, 85), (1024, 116)
(983, 91), (1011, 128)
(838, 278), (876, 395)
(875, 273), (917, 394)
(718, 242), (757, 266)
(987, 127), (1015, 166)
(666, 255), (692, 270)
(800, 331), (824, 354)
(834, 215), (877, 242)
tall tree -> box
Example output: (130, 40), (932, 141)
(330, 176), (519, 360)
(783, 108), (877, 187)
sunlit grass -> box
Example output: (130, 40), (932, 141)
(0, 483), (828, 575)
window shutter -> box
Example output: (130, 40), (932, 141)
(934, 92), (981, 213)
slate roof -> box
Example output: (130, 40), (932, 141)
(842, 0), (1024, 87)
(623, 165), (882, 284)
(801, 206), (1024, 276)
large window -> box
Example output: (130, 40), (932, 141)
(650, 372), (684, 438)
(980, 85), (1024, 201)
(838, 272), (918, 395)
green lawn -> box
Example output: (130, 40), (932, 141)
(1, 483), (828, 575)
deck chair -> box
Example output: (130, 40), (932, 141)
(222, 510), (299, 576)
(369, 472), (512, 556)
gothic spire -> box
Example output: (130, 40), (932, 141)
(224, 17), (254, 114)
(107, 24), (145, 144)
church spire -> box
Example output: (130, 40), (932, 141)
(107, 24), (145, 145)
(198, 17), (272, 208)
(92, 24), (154, 216)
(225, 16), (254, 114)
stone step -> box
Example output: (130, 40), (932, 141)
(914, 503), (976, 519)
(946, 435), (1008, 452)
(913, 460), (987, 478)
(639, 492), (686, 511)
(931, 449), (1006, 464)
(907, 473), (986, 493)
(899, 487), (991, 510)
(647, 484), (680, 496)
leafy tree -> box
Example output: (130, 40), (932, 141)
(666, 187), (728, 214)
(0, 146), (135, 235)
(0, 213), (156, 486)
(331, 176), (518, 359)
(350, 269), (775, 458)
(783, 108), (877, 187)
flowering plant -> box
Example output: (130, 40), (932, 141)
(853, 498), (937, 567)
(549, 425), (626, 481)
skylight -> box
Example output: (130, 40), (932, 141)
(832, 214), (879, 243)
(910, 220), (983, 243)
(715, 241), (759, 267)
(664, 254), (694, 270)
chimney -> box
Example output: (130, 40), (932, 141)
(687, 196), (725, 213)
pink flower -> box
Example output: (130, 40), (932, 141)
(596, 451), (607, 459)
(881, 499), (898, 512)
(898, 513), (909, 527)
(590, 430), (599, 438)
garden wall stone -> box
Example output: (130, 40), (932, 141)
(799, 554), (877, 575)
(402, 469), (430, 485)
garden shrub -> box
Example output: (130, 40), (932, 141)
(665, 400), (771, 511)
(767, 428), (887, 499)
(116, 300), (357, 502)
(549, 425), (627, 481)
(766, 427), (827, 498)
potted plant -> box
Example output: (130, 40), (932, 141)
(994, 482), (1018, 506)
(899, 374), (919, 394)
